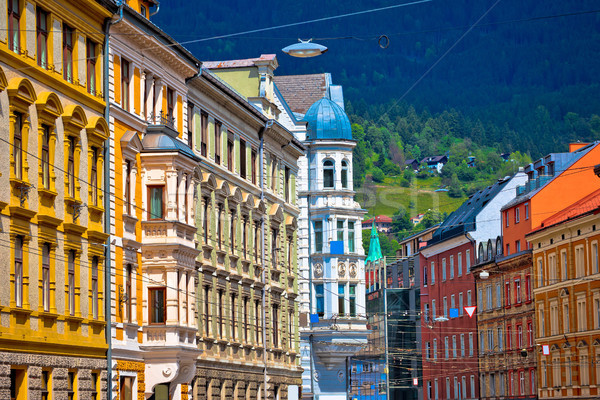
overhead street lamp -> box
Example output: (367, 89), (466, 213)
(282, 39), (328, 58)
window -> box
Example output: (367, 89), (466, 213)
(431, 262), (435, 284)
(91, 372), (98, 400)
(214, 121), (222, 165)
(515, 278), (521, 304)
(41, 125), (51, 189)
(452, 335), (457, 358)
(466, 249), (471, 272)
(14, 236), (24, 308)
(37, 8), (49, 68)
(288, 309), (294, 349)
(284, 166), (290, 202)
(217, 289), (224, 337)
(243, 297), (249, 342)
(577, 296), (587, 332)
(541, 361), (547, 387)
(479, 330), (485, 353)
(349, 285), (356, 316)
(121, 59), (130, 111)
(462, 376), (467, 399)
(187, 103), (194, 148)
(90, 147), (99, 206)
(498, 327), (503, 350)
(537, 258), (544, 287)
(341, 160), (349, 189)
(271, 156), (277, 191)
(486, 285), (492, 310)
(454, 377), (459, 399)
(323, 160), (334, 188)
(272, 304), (279, 347)
(166, 87), (174, 122)
(91, 257), (99, 319)
(450, 256), (454, 279)
(581, 353), (590, 386)
(125, 264), (133, 323)
(251, 149), (257, 184)
(451, 294), (455, 311)
(445, 378), (450, 400)
(41, 369), (51, 400)
(67, 371), (76, 400)
(575, 245), (585, 277)
(149, 287), (165, 324)
(525, 275), (532, 301)
(539, 306), (545, 336)
(68, 250), (76, 315)
(148, 186), (164, 219)
(491, 374), (496, 396)
(426, 342), (431, 359)
(527, 321), (533, 346)
(457, 252), (462, 276)
(563, 303), (570, 333)
(496, 283), (501, 308)
(507, 325), (512, 349)
(592, 242), (599, 274)
(348, 222), (355, 253)
(505, 210), (509, 227)
(13, 112), (23, 180)
(459, 292), (463, 316)
(67, 136), (76, 197)
(231, 211), (237, 251)
(516, 240), (521, 252)
(427, 381), (432, 399)
(201, 113), (208, 157)
(505, 281), (511, 306)
(519, 371), (525, 395)
(506, 243), (510, 255)
(337, 220), (344, 242)
(120, 376), (134, 400)
(467, 290), (472, 307)
(423, 266), (428, 286)
(255, 299), (261, 344)
(470, 376), (475, 399)
(435, 379), (439, 399)
(314, 221), (323, 253)
(445, 336), (449, 358)
(488, 329), (494, 351)
(478, 288), (483, 310)
(8, 0), (20, 53)
(460, 334), (465, 357)
(204, 286), (211, 336)
(338, 285), (346, 316)
(63, 24), (74, 82)
(562, 250), (569, 280)
(432, 299), (436, 319)
(42, 243), (50, 312)
(443, 296), (448, 317)
(433, 338), (437, 360)
(517, 324), (523, 348)
(515, 207), (520, 223)
(315, 284), (324, 316)
(525, 203), (529, 219)
(86, 39), (97, 94)
(240, 140), (247, 179)
(424, 303), (430, 320)
(442, 258), (446, 281)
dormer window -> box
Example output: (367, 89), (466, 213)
(323, 160), (334, 189)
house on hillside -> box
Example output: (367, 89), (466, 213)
(421, 155), (448, 173)
(405, 159), (420, 172)
(410, 213), (425, 226)
(363, 215), (393, 233)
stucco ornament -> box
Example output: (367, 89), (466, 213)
(349, 263), (358, 278)
(338, 262), (346, 278)
(314, 263), (323, 278)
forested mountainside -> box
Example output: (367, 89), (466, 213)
(155, 0), (600, 157)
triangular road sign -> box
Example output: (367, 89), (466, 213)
(464, 306), (476, 318)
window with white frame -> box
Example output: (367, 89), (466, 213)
(577, 295), (587, 332)
(458, 252), (462, 276)
(575, 245), (585, 277)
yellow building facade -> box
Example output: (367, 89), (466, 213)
(0, 0), (114, 398)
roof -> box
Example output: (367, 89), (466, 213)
(529, 188), (600, 234)
(399, 223), (441, 244)
(202, 54), (276, 69)
(364, 215), (393, 225)
(273, 74), (328, 115)
(421, 155), (447, 164)
(366, 222), (383, 263)
(428, 177), (512, 245)
(405, 159), (418, 165)
(141, 128), (200, 161)
(302, 98), (352, 141)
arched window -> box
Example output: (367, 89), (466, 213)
(487, 239), (493, 260)
(341, 160), (349, 189)
(478, 242), (485, 263)
(496, 237), (503, 256)
(323, 160), (334, 189)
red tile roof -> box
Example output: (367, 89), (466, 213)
(364, 215), (393, 225)
(202, 54), (276, 69)
(533, 188), (600, 233)
(273, 74), (328, 114)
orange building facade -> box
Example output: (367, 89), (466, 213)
(528, 188), (600, 399)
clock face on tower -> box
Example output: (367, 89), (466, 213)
(314, 263), (323, 278)
(338, 262), (346, 278)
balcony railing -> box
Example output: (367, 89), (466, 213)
(147, 111), (175, 129)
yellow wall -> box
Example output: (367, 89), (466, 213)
(210, 68), (260, 99)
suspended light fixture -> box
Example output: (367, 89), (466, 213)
(282, 39), (328, 58)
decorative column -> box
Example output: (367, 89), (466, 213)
(166, 169), (177, 220)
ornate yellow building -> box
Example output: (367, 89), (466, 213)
(0, 0), (114, 398)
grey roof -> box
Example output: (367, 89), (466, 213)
(273, 74), (328, 114)
(302, 97), (352, 141)
(428, 177), (511, 245)
(141, 130), (200, 161)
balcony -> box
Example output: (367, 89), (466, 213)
(142, 220), (197, 245)
(147, 110), (175, 130)
(143, 325), (197, 348)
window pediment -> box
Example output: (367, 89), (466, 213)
(86, 116), (109, 146)
(0, 66), (7, 92)
(242, 193), (255, 210)
(7, 77), (36, 111)
(229, 187), (243, 205)
(269, 203), (284, 224)
(62, 105), (88, 134)
(120, 130), (143, 159)
(35, 92), (63, 122)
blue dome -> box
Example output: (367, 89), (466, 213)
(302, 98), (352, 141)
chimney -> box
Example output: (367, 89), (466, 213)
(569, 142), (589, 152)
